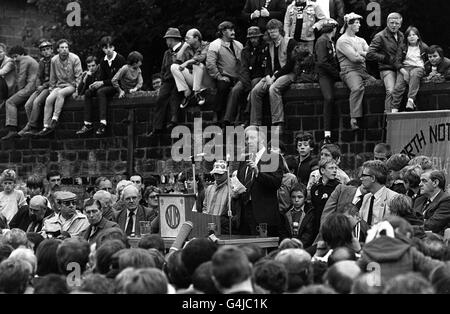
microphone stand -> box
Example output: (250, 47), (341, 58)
(226, 155), (232, 239)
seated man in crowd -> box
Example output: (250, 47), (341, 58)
(0, 42), (15, 108)
(76, 36), (126, 136)
(111, 51), (143, 99)
(92, 190), (115, 221)
(170, 28), (210, 108)
(424, 45), (450, 82)
(250, 19), (297, 136)
(42, 191), (89, 238)
(18, 40), (54, 137)
(82, 198), (118, 244)
(10, 195), (52, 233)
(1, 46), (39, 140)
(206, 21), (243, 125)
(114, 185), (152, 237)
(38, 39), (82, 137)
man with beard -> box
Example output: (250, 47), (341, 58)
(11, 195), (53, 233)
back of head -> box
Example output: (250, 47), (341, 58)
(298, 284), (337, 294)
(0, 244), (13, 263)
(164, 250), (191, 290)
(325, 261), (361, 294)
(408, 155), (433, 171)
(278, 238), (303, 251)
(10, 248), (37, 275)
(0, 258), (31, 294)
(321, 213), (353, 249)
(328, 247), (357, 267)
(211, 246), (251, 290)
(386, 154), (410, 172)
(95, 239), (126, 274)
(386, 216), (413, 239)
(430, 262), (450, 294)
(389, 195), (413, 217)
(36, 238), (62, 276)
(147, 248), (166, 270)
(351, 273), (383, 294)
(192, 261), (220, 294)
(116, 267), (168, 294)
(56, 238), (90, 275)
(117, 248), (155, 271)
(182, 238), (218, 276)
(33, 274), (69, 294)
(96, 227), (129, 248)
(79, 273), (115, 294)
(2, 228), (28, 249)
(252, 260), (288, 294)
(275, 248), (312, 291)
(138, 234), (165, 254)
(383, 272), (434, 294)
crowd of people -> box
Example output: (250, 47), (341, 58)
(1, 1), (449, 142)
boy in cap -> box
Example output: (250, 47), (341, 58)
(0, 169), (27, 225)
(19, 39), (54, 137)
(203, 160), (230, 216)
(42, 190), (89, 238)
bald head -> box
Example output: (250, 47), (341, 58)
(325, 261), (361, 294)
(185, 28), (202, 47)
(29, 195), (48, 222)
(30, 195), (47, 208)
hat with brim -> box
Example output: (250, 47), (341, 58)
(39, 41), (53, 49)
(54, 191), (77, 202)
(210, 160), (227, 175)
(163, 28), (182, 39)
(247, 26), (263, 38)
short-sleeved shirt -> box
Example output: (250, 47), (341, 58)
(0, 190), (27, 224)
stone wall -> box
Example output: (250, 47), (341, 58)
(1, 81), (450, 182)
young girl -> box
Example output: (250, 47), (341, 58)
(112, 51), (143, 98)
(391, 27), (428, 112)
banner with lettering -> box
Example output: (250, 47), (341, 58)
(387, 111), (450, 189)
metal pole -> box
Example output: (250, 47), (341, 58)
(226, 155), (232, 238)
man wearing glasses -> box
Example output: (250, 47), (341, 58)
(359, 160), (398, 227)
(42, 191), (89, 238)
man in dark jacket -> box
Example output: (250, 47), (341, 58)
(19, 40), (53, 137)
(83, 198), (118, 244)
(424, 45), (450, 81)
(242, 0), (287, 32)
(250, 19), (297, 135)
(367, 12), (404, 113)
(234, 126), (283, 237)
(224, 26), (267, 126)
(76, 36), (126, 136)
(9, 195), (53, 232)
(415, 170), (450, 235)
(295, 132), (318, 186)
(147, 28), (184, 138)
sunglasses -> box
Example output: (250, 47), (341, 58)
(59, 200), (76, 206)
(50, 178), (61, 182)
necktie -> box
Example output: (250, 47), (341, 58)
(422, 199), (432, 215)
(125, 211), (135, 236)
(367, 195), (375, 226)
(229, 41), (237, 58)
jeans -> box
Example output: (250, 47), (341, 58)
(380, 70), (402, 112)
(43, 86), (76, 127)
(318, 74), (336, 131)
(340, 69), (376, 119)
(214, 77), (237, 119)
(391, 67), (425, 110)
(83, 85), (116, 123)
(5, 90), (34, 127)
(24, 88), (50, 128)
(250, 73), (295, 125)
(224, 77), (262, 124)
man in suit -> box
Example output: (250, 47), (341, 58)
(83, 198), (118, 244)
(114, 185), (150, 237)
(415, 170), (450, 235)
(359, 160), (398, 227)
(9, 195), (53, 232)
(235, 126), (283, 237)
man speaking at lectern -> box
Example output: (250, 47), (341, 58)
(234, 126), (283, 237)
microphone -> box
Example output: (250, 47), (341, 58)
(169, 221), (194, 252)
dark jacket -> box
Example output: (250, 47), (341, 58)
(160, 43), (184, 82)
(295, 155), (318, 186)
(358, 235), (443, 283)
(36, 56), (53, 88)
(82, 217), (119, 244)
(236, 149), (284, 229)
(265, 38), (298, 79)
(98, 53), (126, 86)
(113, 205), (152, 236)
(414, 191), (450, 234)
(328, 0), (345, 27)
(314, 33), (340, 80)
(396, 42), (429, 69)
(310, 178), (340, 235)
(77, 69), (102, 95)
(239, 43), (268, 90)
(424, 57), (450, 79)
(242, 0), (287, 32)
(367, 28), (404, 72)
(9, 204), (53, 232)
(286, 202), (315, 248)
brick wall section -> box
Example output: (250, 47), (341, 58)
(1, 82), (450, 180)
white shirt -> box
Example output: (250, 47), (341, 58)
(172, 42), (182, 52)
(363, 186), (388, 225)
(104, 51), (117, 67)
(352, 188), (363, 205)
(315, 0), (330, 18)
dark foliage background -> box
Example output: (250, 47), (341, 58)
(35, 0), (450, 86)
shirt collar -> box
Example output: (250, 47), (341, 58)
(429, 190), (441, 202)
(254, 147), (266, 165)
(373, 186), (387, 200)
(354, 188), (363, 199)
(172, 42), (182, 51)
(104, 51), (117, 62)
